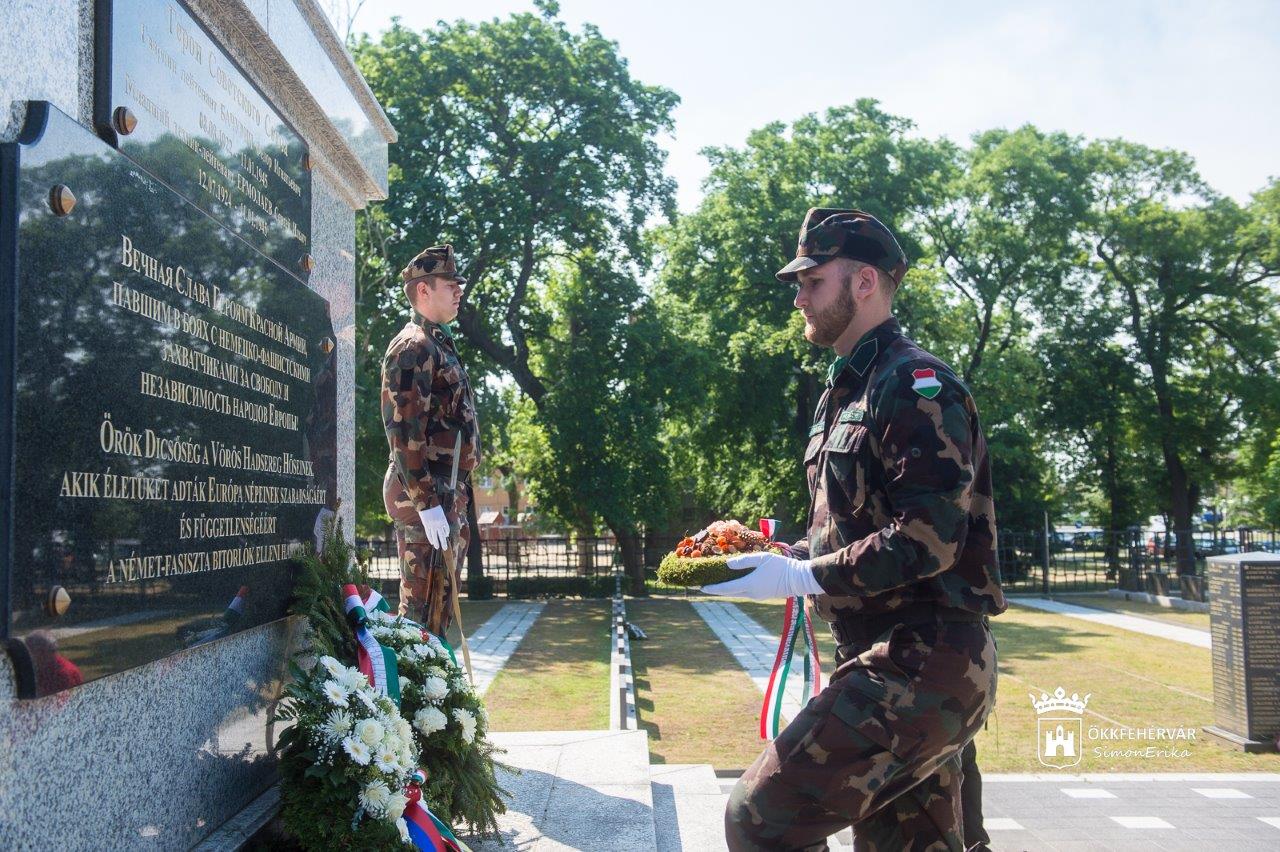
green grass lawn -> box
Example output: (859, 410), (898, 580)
(641, 590), (1279, 773)
(483, 599), (611, 731)
(1058, 592), (1210, 629)
(974, 603), (1278, 772)
(627, 599), (769, 768)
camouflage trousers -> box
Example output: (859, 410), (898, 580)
(382, 466), (469, 635)
(726, 619), (997, 852)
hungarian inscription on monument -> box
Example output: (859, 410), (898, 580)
(0, 102), (334, 698)
(94, 0), (311, 270)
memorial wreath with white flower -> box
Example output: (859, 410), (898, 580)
(274, 522), (508, 850)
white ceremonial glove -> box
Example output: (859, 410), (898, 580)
(702, 552), (825, 600)
(418, 505), (451, 551)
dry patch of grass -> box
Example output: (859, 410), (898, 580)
(627, 598), (770, 769)
(483, 599), (611, 731)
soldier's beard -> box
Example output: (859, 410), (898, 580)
(805, 275), (857, 347)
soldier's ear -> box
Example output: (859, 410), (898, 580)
(854, 264), (880, 300)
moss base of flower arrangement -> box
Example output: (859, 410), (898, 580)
(656, 552), (752, 587)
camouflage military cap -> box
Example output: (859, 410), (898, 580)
(776, 208), (908, 286)
(400, 244), (467, 286)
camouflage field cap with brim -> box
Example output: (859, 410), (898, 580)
(776, 208), (908, 286)
(400, 243), (468, 287)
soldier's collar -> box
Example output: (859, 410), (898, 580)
(412, 310), (457, 341)
(827, 318), (902, 386)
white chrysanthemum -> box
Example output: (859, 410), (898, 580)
(319, 655), (345, 678)
(408, 643), (430, 661)
(373, 746), (399, 773)
(359, 780), (392, 816)
(386, 794), (407, 822)
(453, 707), (477, 744)
(355, 689), (379, 712)
(396, 817), (410, 843)
(422, 676), (448, 701)
(356, 718), (384, 746)
(322, 709), (354, 742)
(413, 705), (448, 735)
(322, 679), (349, 707)
(342, 736), (371, 765)
(398, 675), (411, 693)
(339, 667), (367, 692)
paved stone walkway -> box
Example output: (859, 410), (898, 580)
(467, 602), (544, 696)
(711, 774), (1280, 851)
(1008, 597), (1210, 649)
(692, 601), (812, 724)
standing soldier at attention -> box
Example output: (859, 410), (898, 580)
(706, 209), (1007, 851)
(381, 244), (481, 635)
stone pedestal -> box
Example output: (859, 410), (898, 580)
(1146, 571), (1172, 597)
(0, 1), (393, 846)
(1203, 552), (1280, 752)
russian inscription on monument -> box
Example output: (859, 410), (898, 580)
(94, 0), (311, 271)
(1, 104), (336, 698)
(1204, 552), (1280, 752)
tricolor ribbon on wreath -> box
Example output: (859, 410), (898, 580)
(354, 585), (461, 670)
(757, 518), (822, 740)
(404, 769), (471, 851)
(341, 583), (401, 707)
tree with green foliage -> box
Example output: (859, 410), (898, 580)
(351, 4), (678, 542)
(1087, 141), (1280, 573)
(507, 256), (685, 590)
(656, 100), (941, 531)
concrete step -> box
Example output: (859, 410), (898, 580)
(468, 730), (656, 851)
(650, 764), (727, 852)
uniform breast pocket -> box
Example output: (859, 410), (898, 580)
(824, 423), (869, 511)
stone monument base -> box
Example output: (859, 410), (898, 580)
(1203, 724), (1277, 753)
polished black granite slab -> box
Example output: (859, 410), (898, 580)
(1, 103), (336, 698)
(94, 0), (312, 272)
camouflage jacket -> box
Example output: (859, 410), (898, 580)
(381, 312), (481, 513)
(794, 318), (1006, 621)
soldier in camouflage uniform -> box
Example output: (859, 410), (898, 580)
(706, 209), (1007, 851)
(381, 244), (481, 635)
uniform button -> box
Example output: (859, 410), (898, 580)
(910, 448), (922, 459)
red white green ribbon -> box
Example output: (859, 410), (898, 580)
(342, 583), (401, 707)
(358, 584), (392, 615)
(355, 586), (459, 670)
(759, 596), (822, 739)
(404, 769), (469, 851)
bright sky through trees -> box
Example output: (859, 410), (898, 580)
(344, 0), (1280, 211)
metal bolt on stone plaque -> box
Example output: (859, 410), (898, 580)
(1203, 552), (1280, 752)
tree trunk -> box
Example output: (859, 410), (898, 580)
(604, 517), (645, 596)
(465, 483), (485, 581)
(1103, 432), (1121, 575)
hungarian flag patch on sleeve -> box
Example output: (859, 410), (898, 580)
(911, 368), (943, 399)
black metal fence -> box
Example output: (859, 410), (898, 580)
(999, 528), (1280, 596)
(358, 528), (1280, 598)
(358, 535), (628, 593)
